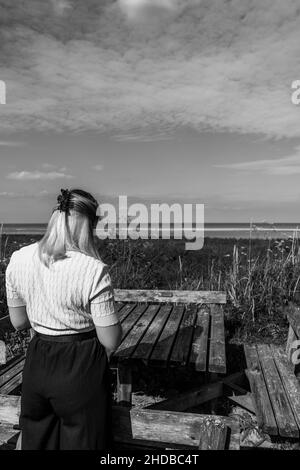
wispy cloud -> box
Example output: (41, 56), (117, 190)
(0, 141), (26, 147)
(93, 164), (104, 171)
(7, 170), (74, 181)
(215, 146), (300, 176)
(0, 0), (299, 139)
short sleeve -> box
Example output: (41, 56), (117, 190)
(5, 253), (26, 308)
(89, 264), (119, 327)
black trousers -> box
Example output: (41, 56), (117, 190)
(20, 332), (113, 450)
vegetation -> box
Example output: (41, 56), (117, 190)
(1, 230), (300, 358)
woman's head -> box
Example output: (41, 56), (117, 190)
(38, 188), (100, 266)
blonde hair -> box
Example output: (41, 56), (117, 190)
(38, 189), (100, 267)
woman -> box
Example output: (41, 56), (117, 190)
(5, 188), (122, 450)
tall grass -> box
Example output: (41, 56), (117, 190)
(1, 229), (300, 344)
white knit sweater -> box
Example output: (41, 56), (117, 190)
(5, 243), (118, 335)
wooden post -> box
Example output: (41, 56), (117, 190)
(0, 340), (6, 365)
(117, 362), (132, 407)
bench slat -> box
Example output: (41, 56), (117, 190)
(114, 289), (226, 304)
(170, 304), (198, 366)
(131, 305), (172, 362)
(244, 344), (277, 436)
(115, 305), (160, 359)
(257, 344), (298, 438)
(189, 306), (210, 371)
(149, 305), (185, 367)
(271, 345), (300, 432)
(209, 305), (226, 374)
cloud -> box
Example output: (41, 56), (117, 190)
(215, 146), (300, 175)
(0, 0), (300, 139)
(0, 141), (26, 147)
(0, 190), (51, 198)
(6, 170), (74, 181)
(93, 164), (103, 171)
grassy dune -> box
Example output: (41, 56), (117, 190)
(1, 232), (300, 357)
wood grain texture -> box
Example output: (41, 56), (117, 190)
(117, 363), (132, 407)
(0, 395), (239, 450)
(132, 305), (172, 362)
(146, 381), (223, 412)
(149, 305), (185, 366)
(0, 357), (25, 395)
(189, 306), (210, 371)
(209, 305), (226, 374)
(244, 344), (277, 436)
(271, 345), (300, 432)
(286, 303), (300, 338)
(169, 304), (198, 366)
(114, 289), (226, 304)
(257, 344), (298, 438)
(115, 305), (160, 359)
(198, 419), (228, 450)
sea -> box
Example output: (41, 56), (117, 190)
(1, 223), (300, 239)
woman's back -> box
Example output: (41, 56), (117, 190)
(6, 242), (117, 335)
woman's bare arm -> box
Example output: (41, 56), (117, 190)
(95, 322), (123, 359)
(8, 306), (31, 331)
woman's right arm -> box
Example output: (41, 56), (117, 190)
(95, 323), (122, 359)
(90, 264), (122, 359)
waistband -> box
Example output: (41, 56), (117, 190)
(35, 329), (97, 343)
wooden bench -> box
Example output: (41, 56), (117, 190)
(244, 303), (300, 439)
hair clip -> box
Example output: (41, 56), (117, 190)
(57, 188), (71, 213)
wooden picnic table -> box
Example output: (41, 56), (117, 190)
(111, 289), (227, 406)
(0, 289), (227, 408)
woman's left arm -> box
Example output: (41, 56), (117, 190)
(8, 306), (31, 331)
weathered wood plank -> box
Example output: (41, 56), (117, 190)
(244, 344), (277, 435)
(286, 324), (298, 365)
(132, 305), (172, 361)
(228, 422), (240, 450)
(198, 419), (228, 450)
(189, 306), (210, 371)
(0, 425), (20, 450)
(114, 289), (226, 305)
(117, 303), (137, 323)
(115, 305), (160, 359)
(0, 395), (20, 426)
(146, 381), (223, 412)
(169, 304), (198, 366)
(0, 358), (25, 389)
(116, 363), (132, 407)
(0, 372), (22, 395)
(271, 345), (300, 432)
(0, 395), (238, 450)
(0, 341), (6, 365)
(286, 303), (300, 338)
(257, 344), (298, 438)
(117, 304), (147, 341)
(209, 305), (226, 374)
(149, 305), (185, 367)
(113, 407), (229, 448)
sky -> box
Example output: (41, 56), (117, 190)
(0, 0), (300, 223)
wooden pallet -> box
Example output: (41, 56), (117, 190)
(244, 343), (300, 438)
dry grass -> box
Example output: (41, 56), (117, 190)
(1, 228), (300, 355)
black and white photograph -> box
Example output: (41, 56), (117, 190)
(0, 0), (300, 456)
